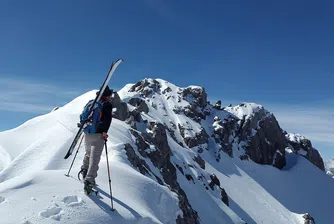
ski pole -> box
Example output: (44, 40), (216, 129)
(65, 134), (84, 177)
(105, 140), (114, 211)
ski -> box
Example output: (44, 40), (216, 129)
(64, 58), (123, 159)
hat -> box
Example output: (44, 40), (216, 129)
(102, 85), (113, 96)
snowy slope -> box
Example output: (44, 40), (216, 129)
(0, 79), (333, 224)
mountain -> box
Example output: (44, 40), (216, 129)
(325, 159), (334, 178)
(0, 78), (333, 224)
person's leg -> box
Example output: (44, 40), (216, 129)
(85, 133), (104, 185)
(81, 134), (91, 175)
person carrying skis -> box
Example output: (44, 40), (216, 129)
(79, 86), (113, 194)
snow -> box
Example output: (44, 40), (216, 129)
(225, 102), (265, 120)
(325, 159), (334, 178)
(0, 80), (334, 224)
(286, 133), (306, 143)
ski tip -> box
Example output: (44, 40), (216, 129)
(64, 153), (71, 159)
(115, 58), (124, 63)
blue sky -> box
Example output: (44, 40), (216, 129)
(0, 0), (333, 159)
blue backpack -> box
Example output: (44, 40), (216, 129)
(80, 100), (104, 134)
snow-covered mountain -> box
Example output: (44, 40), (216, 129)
(326, 159), (334, 178)
(0, 78), (333, 224)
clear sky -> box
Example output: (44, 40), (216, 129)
(0, 0), (333, 159)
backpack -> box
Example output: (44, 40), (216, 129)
(80, 100), (104, 134)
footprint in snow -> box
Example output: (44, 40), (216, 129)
(0, 196), (6, 203)
(62, 196), (83, 207)
(39, 206), (63, 221)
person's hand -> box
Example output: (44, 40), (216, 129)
(102, 132), (109, 140)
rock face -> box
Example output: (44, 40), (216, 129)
(133, 121), (199, 224)
(245, 115), (287, 169)
(128, 98), (149, 114)
(179, 124), (209, 148)
(303, 213), (315, 224)
(212, 116), (237, 158)
(124, 143), (151, 175)
(181, 86), (207, 108)
(114, 78), (327, 223)
(111, 92), (129, 121)
(229, 103), (287, 169)
(129, 78), (162, 97)
(286, 134), (325, 171)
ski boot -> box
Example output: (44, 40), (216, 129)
(84, 180), (98, 195)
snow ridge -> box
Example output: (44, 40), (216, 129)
(0, 78), (333, 224)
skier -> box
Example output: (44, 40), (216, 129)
(79, 86), (113, 194)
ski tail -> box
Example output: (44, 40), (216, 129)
(63, 58), (123, 159)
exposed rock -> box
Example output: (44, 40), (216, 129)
(239, 155), (249, 161)
(129, 78), (161, 97)
(212, 116), (238, 157)
(125, 116), (137, 130)
(303, 213), (315, 224)
(179, 125), (209, 148)
(220, 188), (229, 206)
(273, 150), (286, 169)
(209, 181), (215, 190)
(194, 155), (205, 169)
(111, 92), (129, 121)
(175, 164), (184, 175)
(51, 107), (59, 112)
(185, 105), (206, 122)
(124, 143), (151, 175)
(129, 109), (142, 122)
(185, 174), (195, 183)
(213, 100), (222, 110)
(128, 98), (149, 114)
(141, 121), (199, 223)
(239, 111), (287, 169)
(210, 174), (220, 187)
(182, 86), (208, 108)
(131, 131), (149, 158)
(162, 87), (172, 94)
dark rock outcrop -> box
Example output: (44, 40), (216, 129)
(129, 78), (161, 97)
(124, 143), (151, 175)
(181, 86), (207, 108)
(138, 121), (199, 224)
(212, 116), (237, 158)
(194, 155), (205, 169)
(128, 98), (149, 114)
(220, 188), (229, 206)
(303, 213), (315, 224)
(111, 92), (129, 121)
(238, 108), (287, 169)
(179, 124), (209, 148)
(213, 100), (222, 110)
(210, 174), (220, 187)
